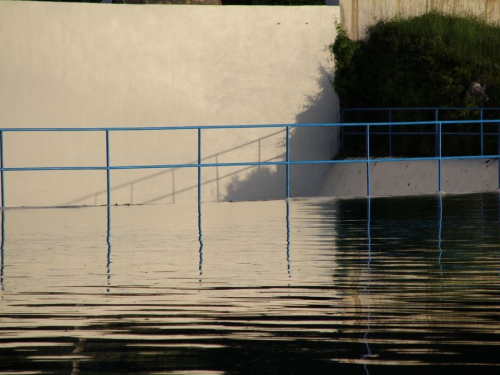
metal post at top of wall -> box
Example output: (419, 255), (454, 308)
(480, 109), (484, 156)
(388, 109), (393, 157)
(340, 110), (345, 152)
(435, 109), (439, 157)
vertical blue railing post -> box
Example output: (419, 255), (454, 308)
(198, 128), (202, 204)
(341, 109), (345, 152)
(435, 109), (439, 157)
(0, 131), (4, 208)
(438, 122), (442, 192)
(286, 126), (290, 199)
(388, 109), (393, 157)
(105, 130), (110, 207)
(197, 128), (203, 279)
(498, 122), (500, 190)
(366, 124), (371, 196)
(480, 108), (484, 156)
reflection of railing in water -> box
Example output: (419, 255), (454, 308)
(0, 200), (294, 291)
(198, 202), (203, 280)
(363, 197), (372, 375)
(1, 211), (4, 292)
(1, 120), (500, 207)
(286, 200), (291, 279)
(106, 205), (111, 293)
(0, 189), (494, 371)
(360, 194), (448, 371)
(438, 195), (443, 275)
(98, 199), (291, 291)
(74, 195), (451, 297)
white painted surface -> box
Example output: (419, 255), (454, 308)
(0, 2), (340, 207)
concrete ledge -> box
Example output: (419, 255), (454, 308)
(316, 158), (499, 197)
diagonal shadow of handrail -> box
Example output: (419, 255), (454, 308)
(61, 129), (285, 206)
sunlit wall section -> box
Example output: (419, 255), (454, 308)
(0, 2), (340, 207)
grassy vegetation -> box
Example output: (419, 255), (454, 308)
(332, 12), (500, 157)
(383, 12), (500, 65)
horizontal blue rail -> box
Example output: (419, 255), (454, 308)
(2, 154), (500, 172)
(343, 107), (500, 112)
(2, 118), (500, 132)
(1, 118), (500, 207)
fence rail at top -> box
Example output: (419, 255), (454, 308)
(1, 118), (500, 207)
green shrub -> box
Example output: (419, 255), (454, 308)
(332, 12), (500, 157)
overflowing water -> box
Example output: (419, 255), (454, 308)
(1, 193), (500, 374)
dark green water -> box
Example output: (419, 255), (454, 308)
(1, 193), (500, 374)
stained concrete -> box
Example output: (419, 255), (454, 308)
(317, 158), (499, 197)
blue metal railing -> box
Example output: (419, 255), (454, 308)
(0, 118), (500, 206)
(341, 107), (500, 157)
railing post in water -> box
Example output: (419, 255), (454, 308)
(438, 122), (442, 192)
(286, 199), (291, 278)
(286, 126), (290, 199)
(480, 108), (484, 156)
(0, 131), (4, 208)
(388, 109), (393, 157)
(106, 201), (111, 293)
(105, 129), (111, 293)
(198, 128), (202, 205)
(366, 124), (371, 197)
(105, 130), (110, 207)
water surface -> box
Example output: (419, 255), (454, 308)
(1, 193), (500, 374)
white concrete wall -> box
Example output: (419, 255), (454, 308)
(341, 0), (500, 39)
(0, 2), (340, 207)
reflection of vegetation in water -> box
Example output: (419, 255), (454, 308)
(333, 193), (498, 259)
(330, 193), (500, 295)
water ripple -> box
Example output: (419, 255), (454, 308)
(1, 193), (500, 374)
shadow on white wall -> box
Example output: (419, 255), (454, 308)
(56, 66), (339, 205)
(224, 66), (340, 201)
